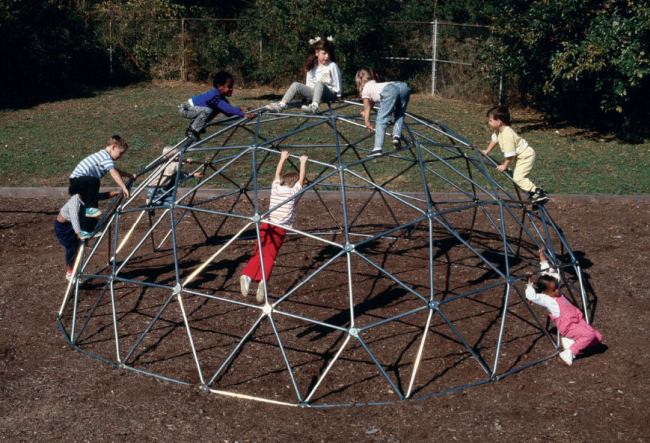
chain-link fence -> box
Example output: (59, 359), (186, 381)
(91, 17), (499, 103)
(382, 20), (498, 103)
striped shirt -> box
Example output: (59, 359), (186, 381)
(266, 179), (302, 228)
(59, 194), (83, 233)
(70, 149), (115, 179)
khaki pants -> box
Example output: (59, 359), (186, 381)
(512, 147), (536, 192)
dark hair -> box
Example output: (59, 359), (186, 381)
(534, 274), (558, 293)
(304, 39), (335, 72)
(486, 105), (511, 126)
(108, 135), (128, 150)
(213, 71), (234, 88)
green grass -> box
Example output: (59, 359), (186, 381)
(0, 81), (648, 193)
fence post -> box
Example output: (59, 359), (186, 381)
(498, 73), (504, 105)
(108, 19), (113, 77)
(431, 19), (438, 96)
(180, 18), (186, 82)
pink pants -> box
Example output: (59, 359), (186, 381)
(554, 296), (603, 356)
(242, 223), (286, 282)
(565, 325), (603, 356)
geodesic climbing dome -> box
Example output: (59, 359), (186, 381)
(57, 101), (592, 407)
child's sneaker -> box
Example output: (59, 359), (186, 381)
(561, 337), (575, 350)
(256, 284), (266, 303)
(65, 270), (74, 282)
(559, 349), (574, 366)
(85, 207), (102, 218)
(530, 188), (549, 204)
(79, 230), (93, 240)
(300, 103), (319, 113)
(393, 137), (409, 151)
(264, 102), (287, 112)
(368, 147), (383, 157)
(240, 275), (251, 297)
(185, 127), (200, 141)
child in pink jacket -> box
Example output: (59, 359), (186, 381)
(526, 249), (603, 366)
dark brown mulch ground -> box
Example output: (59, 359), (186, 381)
(1, 196), (649, 441)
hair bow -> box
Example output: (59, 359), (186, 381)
(309, 35), (335, 45)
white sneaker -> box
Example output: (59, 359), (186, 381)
(559, 349), (573, 366)
(239, 275), (251, 297)
(368, 147), (383, 157)
(264, 102), (286, 112)
(561, 337), (575, 350)
(300, 103), (319, 113)
(256, 284), (266, 303)
(392, 137), (403, 150)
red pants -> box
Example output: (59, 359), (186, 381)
(242, 223), (286, 282)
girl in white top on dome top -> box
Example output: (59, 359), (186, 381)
(265, 36), (342, 113)
(355, 68), (412, 156)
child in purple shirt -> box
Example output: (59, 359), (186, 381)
(179, 71), (254, 140)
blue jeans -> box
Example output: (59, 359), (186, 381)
(146, 186), (175, 206)
(374, 82), (411, 149)
(54, 220), (80, 266)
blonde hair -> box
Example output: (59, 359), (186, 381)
(355, 68), (378, 95)
(281, 171), (299, 187)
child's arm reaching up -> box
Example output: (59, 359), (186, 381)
(481, 133), (498, 156)
(525, 275), (560, 316)
(298, 155), (308, 186)
(525, 276), (547, 307)
(362, 98), (374, 131)
(275, 150), (290, 182)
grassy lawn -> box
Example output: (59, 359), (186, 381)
(0, 81), (648, 193)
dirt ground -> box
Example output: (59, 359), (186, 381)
(1, 195), (649, 441)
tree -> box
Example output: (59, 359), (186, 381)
(0, 0), (108, 107)
(485, 0), (650, 132)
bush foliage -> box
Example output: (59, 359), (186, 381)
(2, 0), (648, 132)
(485, 0), (650, 132)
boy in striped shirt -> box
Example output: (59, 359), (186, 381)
(68, 135), (135, 230)
(240, 150), (308, 303)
